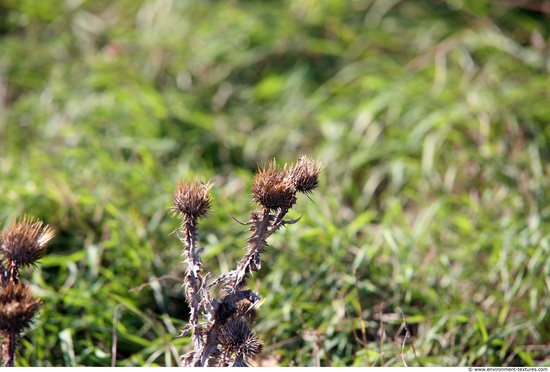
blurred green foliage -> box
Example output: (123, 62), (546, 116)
(1, 0), (549, 366)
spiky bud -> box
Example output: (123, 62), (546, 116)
(1, 217), (54, 270)
(242, 334), (263, 358)
(251, 161), (296, 210)
(172, 180), (212, 220)
(219, 318), (263, 358)
(220, 318), (251, 350)
(235, 300), (258, 326)
(0, 283), (42, 333)
(289, 155), (322, 194)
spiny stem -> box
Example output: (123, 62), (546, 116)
(171, 179), (212, 366)
(232, 207), (271, 293)
(179, 217), (204, 367)
(1, 331), (17, 367)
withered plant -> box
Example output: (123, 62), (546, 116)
(171, 156), (322, 367)
(0, 217), (55, 367)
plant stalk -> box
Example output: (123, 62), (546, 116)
(180, 217), (204, 367)
(1, 331), (17, 367)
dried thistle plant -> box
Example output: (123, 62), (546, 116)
(171, 179), (213, 366)
(0, 216), (55, 367)
(171, 156), (322, 367)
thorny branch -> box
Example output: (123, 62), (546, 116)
(0, 217), (54, 367)
(172, 156), (322, 367)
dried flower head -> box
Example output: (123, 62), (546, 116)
(0, 283), (42, 333)
(219, 318), (262, 358)
(220, 318), (252, 351)
(235, 300), (258, 326)
(251, 161), (296, 210)
(289, 155), (322, 194)
(1, 217), (54, 269)
(172, 180), (212, 219)
(242, 334), (263, 358)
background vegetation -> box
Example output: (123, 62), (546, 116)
(1, 0), (549, 366)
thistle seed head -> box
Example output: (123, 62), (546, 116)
(289, 155), (322, 194)
(222, 318), (251, 347)
(219, 318), (262, 358)
(1, 217), (54, 269)
(0, 283), (42, 333)
(251, 161), (296, 210)
(219, 318), (250, 355)
(242, 334), (263, 358)
(235, 299), (258, 326)
(172, 180), (212, 219)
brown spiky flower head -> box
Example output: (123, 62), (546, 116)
(289, 155), (322, 194)
(251, 161), (296, 210)
(0, 283), (42, 333)
(172, 180), (213, 221)
(1, 217), (54, 274)
(218, 318), (263, 365)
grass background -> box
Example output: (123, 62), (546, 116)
(1, 0), (550, 366)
